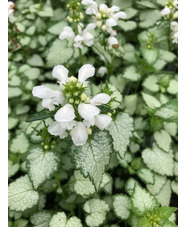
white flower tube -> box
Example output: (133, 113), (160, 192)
(78, 103), (100, 121)
(78, 64), (95, 83)
(90, 93), (111, 106)
(95, 114), (112, 130)
(71, 122), (88, 146)
(55, 104), (75, 122)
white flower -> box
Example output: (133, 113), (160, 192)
(81, 0), (127, 34)
(71, 122), (88, 146)
(8, 1), (15, 23)
(59, 23), (95, 49)
(170, 21), (178, 44)
(161, 7), (171, 16)
(98, 67), (107, 77)
(108, 36), (118, 49)
(32, 86), (64, 111)
(32, 64), (112, 146)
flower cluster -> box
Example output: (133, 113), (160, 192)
(59, 23), (95, 49)
(32, 65), (112, 146)
(81, 0), (127, 48)
(161, 0), (178, 44)
(8, 1), (15, 23)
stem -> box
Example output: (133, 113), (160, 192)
(79, 48), (83, 65)
(55, 174), (75, 216)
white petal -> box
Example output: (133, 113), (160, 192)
(111, 5), (120, 12)
(53, 91), (65, 105)
(71, 122), (88, 146)
(95, 114), (112, 130)
(59, 26), (75, 40)
(55, 104), (75, 122)
(78, 64), (95, 83)
(98, 67), (107, 76)
(32, 86), (59, 99)
(81, 0), (95, 5)
(108, 36), (118, 48)
(161, 7), (171, 16)
(99, 4), (108, 11)
(90, 93), (110, 105)
(62, 121), (76, 130)
(74, 34), (84, 42)
(106, 18), (117, 27)
(52, 65), (69, 84)
(85, 23), (96, 31)
(48, 121), (65, 136)
(42, 99), (56, 111)
(83, 119), (95, 127)
(59, 131), (68, 139)
(114, 11), (127, 19)
(78, 103), (100, 121)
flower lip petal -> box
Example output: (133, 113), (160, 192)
(54, 104), (75, 122)
(78, 64), (95, 83)
(90, 93), (111, 106)
(48, 121), (65, 136)
(95, 114), (112, 130)
(71, 122), (88, 146)
(52, 65), (69, 84)
(32, 85), (59, 99)
(78, 103), (100, 121)
(106, 18), (117, 27)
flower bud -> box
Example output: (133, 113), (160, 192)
(69, 76), (77, 82)
(107, 8), (112, 14)
(107, 112), (112, 117)
(173, 11), (178, 19)
(74, 91), (79, 96)
(79, 12), (84, 20)
(69, 98), (74, 103)
(86, 128), (92, 135)
(85, 97), (90, 103)
(101, 25), (107, 31)
(96, 13), (101, 20)
(81, 93), (87, 101)
(44, 145), (49, 150)
(75, 99), (80, 104)
(96, 21), (102, 27)
(99, 6), (105, 13)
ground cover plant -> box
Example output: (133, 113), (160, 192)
(8, 0), (178, 226)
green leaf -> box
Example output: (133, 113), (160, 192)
(167, 80), (178, 95)
(14, 219), (29, 227)
(147, 174), (167, 195)
(158, 207), (177, 220)
(30, 211), (52, 227)
(27, 54), (44, 67)
(137, 168), (154, 184)
(142, 75), (159, 92)
(48, 21), (68, 35)
(142, 92), (161, 109)
(24, 68), (40, 80)
(118, 21), (137, 31)
(131, 185), (159, 216)
(139, 10), (161, 28)
(159, 49), (176, 63)
(124, 95), (138, 115)
(154, 130), (171, 152)
(125, 8), (138, 19)
(137, 1), (157, 8)
(155, 180), (171, 206)
(8, 160), (19, 178)
(171, 181), (178, 195)
(27, 148), (60, 189)
(161, 220), (177, 227)
(141, 48), (159, 65)
(47, 40), (73, 67)
(125, 178), (140, 196)
(84, 199), (109, 227)
(70, 131), (113, 190)
(8, 117), (19, 130)
(107, 112), (134, 159)
(142, 148), (174, 176)
(113, 194), (131, 220)
(154, 100), (178, 123)
(123, 66), (141, 82)
(49, 212), (82, 227)
(137, 217), (152, 227)
(8, 175), (39, 211)
(8, 76), (21, 87)
(37, 7), (54, 17)
(92, 43), (112, 63)
(26, 108), (56, 122)
(8, 87), (22, 98)
(10, 133), (29, 154)
(15, 104), (30, 115)
(73, 170), (95, 197)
